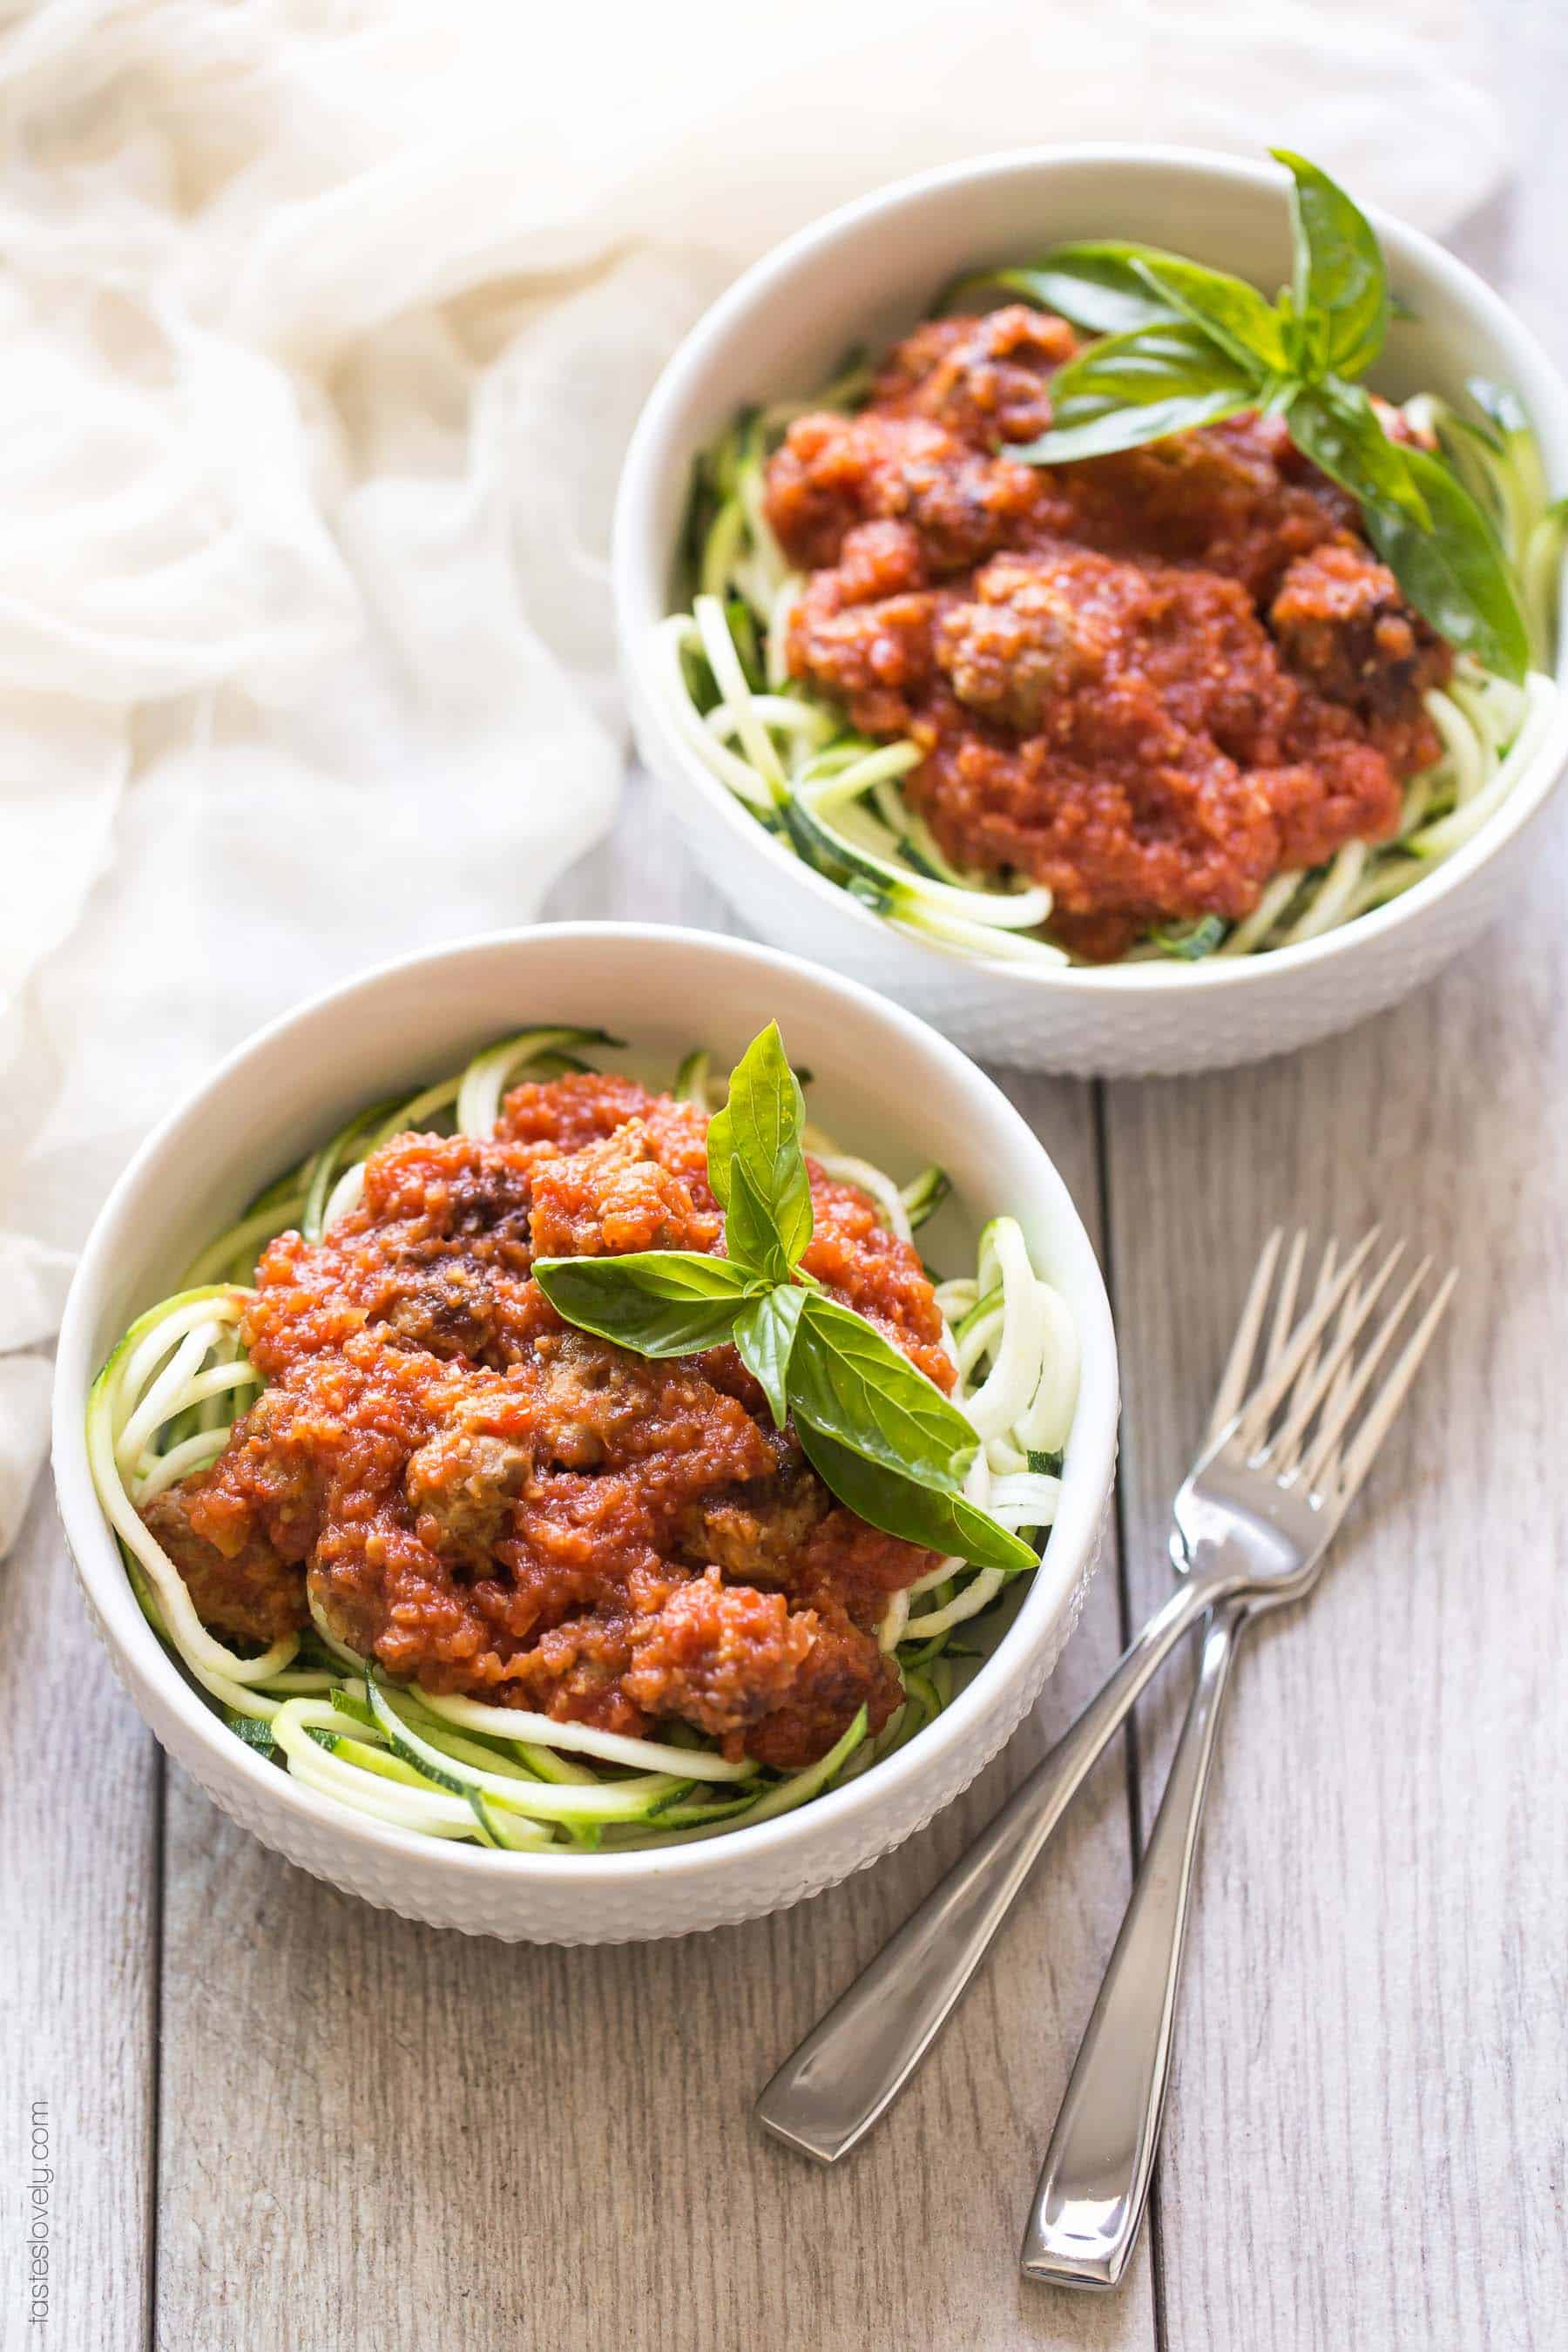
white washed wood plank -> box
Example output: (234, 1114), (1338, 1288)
(0, 1485), (157, 2352)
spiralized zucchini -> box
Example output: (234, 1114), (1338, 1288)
(656, 363), (1564, 968)
(88, 1031), (1079, 1853)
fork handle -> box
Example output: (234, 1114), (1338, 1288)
(754, 1566), (1231, 2164)
(1021, 1598), (1249, 2288)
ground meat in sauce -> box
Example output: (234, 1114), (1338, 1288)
(765, 306), (1450, 958)
(145, 1072), (944, 1766)
(142, 1480), (308, 1647)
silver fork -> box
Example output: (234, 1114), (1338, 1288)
(755, 1231), (1456, 2223)
(1020, 1229), (1454, 2285)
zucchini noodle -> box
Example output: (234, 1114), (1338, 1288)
(87, 1032), (1079, 1853)
(656, 363), (1564, 969)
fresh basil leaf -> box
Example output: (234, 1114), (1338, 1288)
(795, 1422), (1037, 1578)
(1362, 446), (1531, 685)
(706, 1021), (813, 1275)
(734, 1284), (808, 1430)
(532, 1250), (754, 1356)
(1048, 321), (1258, 406)
(1287, 380), (1429, 526)
(1018, 388), (1253, 464)
(945, 242), (1186, 335)
(1014, 322), (1258, 465)
(790, 1293), (977, 1490)
(718, 1156), (794, 1287)
(1272, 150), (1389, 381)
(1129, 256), (1287, 375)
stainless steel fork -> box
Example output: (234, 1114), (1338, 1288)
(1019, 1229), (1454, 2285)
(756, 1231), (1456, 2243)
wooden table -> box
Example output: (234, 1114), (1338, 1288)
(9, 45), (1566, 2352)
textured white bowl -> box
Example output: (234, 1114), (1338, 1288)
(613, 145), (1568, 1075)
(52, 926), (1118, 1943)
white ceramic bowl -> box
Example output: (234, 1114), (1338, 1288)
(52, 925), (1118, 1944)
(613, 145), (1568, 1076)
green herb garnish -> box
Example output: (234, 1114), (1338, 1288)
(532, 1024), (1033, 1577)
(1008, 150), (1529, 684)
(944, 240), (1187, 336)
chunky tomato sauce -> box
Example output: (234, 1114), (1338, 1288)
(764, 307), (1450, 958)
(144, 1074), (952, 1767)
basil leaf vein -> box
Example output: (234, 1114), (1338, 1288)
(734, 1285), (808, 1431)
(715, 1154), (794, 1288)
(532, 1251), (755, 1356)
(794, 1422), (1037, 1578)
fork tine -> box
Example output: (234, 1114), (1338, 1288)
(1327, 1268), (1457, 1507)
(1233, 1227), (1380, 1450)
(1266, 1240), (1407, 1472)
(1321, 1263), (1366, 1424)
(1269, 1238), (1337, 1475)
(1315, 1282), (1361, 1451)
(1264, 1228), (1308, 1371)
(1297, 1256), (1431, 1490)
(1204, 1227), (1282, 1446)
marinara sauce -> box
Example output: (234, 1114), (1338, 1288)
(142, 1075), (952, 1768)
(765, 306), (1450, 958)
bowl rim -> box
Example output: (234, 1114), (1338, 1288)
(612, 141), (1568, 997)
(51, 921), (1119, 1893)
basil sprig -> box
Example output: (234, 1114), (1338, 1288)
(532, 1024), (1034, 1578)
(1009, 149), (1529, 683)
(944, 240), (1186, 336)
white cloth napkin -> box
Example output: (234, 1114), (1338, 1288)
(0, 0), (1506, 1554)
